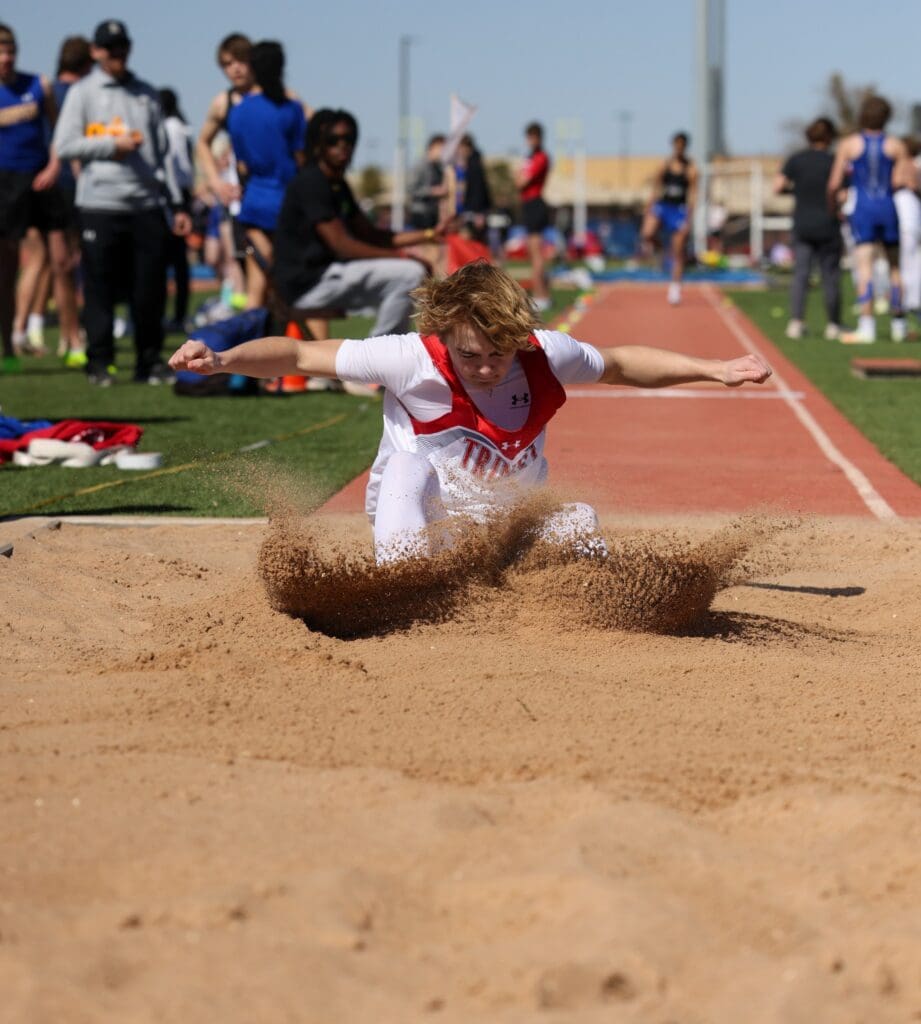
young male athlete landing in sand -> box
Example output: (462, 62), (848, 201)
(170, 262), (771, 562)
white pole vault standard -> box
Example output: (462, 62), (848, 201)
(703, 286), (898, 521)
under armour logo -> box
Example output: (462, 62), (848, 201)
(82, 229), (96, 242)
(500, 440), (522, 451)
(511, 392), (530, 407)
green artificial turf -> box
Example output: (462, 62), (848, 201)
(1, 288), (577, 518)
(727, 280), (921, 487)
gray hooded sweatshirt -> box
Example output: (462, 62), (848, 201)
(53, 64), (182, 213)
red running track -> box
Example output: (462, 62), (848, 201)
(322, 284), (921, 520)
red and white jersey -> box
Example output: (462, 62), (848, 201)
(520, 148), (550, 201)
(335, 330), (604, 520)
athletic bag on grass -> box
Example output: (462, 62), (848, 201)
(173, 308), (269, 396)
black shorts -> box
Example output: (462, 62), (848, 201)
(522, 197), (551, 234)
(0, 169), (71, 240)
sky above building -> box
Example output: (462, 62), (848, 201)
(14, 0), (921, 168)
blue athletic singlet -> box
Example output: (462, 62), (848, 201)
(852, 133), (894, 199)
(848, 133), (899, 245)
(226, 93), (306, 231)
(0, 72), (48, 172)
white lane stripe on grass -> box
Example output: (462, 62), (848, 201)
(566, 388), (805, 400)
(703, 286), (897, 521)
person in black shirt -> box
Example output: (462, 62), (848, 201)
(774, 117), (842, 340)
(273, 109), (447, 337)
(457, 133), (492, 243)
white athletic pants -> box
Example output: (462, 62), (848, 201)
(895, 189), (921, 311)
(372, 451), (606, 564)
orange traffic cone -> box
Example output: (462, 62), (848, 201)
(279, 320), (307, 392)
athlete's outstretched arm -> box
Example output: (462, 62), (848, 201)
(827, 135), (858, 211)
(598, 345), (772, 388)
(169, 337), (345, 379)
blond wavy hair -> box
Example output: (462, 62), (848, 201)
(412, 260), (543, 353)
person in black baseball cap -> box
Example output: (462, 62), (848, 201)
(92, 20), (131, 51)
(54, 16), (193, 386)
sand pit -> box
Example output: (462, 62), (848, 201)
(3, 510), (921, 1022)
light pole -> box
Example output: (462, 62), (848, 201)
(694, 0), (726, 254)
(392, 34), (415, 230)
(615, 110), (633, 194)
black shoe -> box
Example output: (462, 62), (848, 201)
(134, 363), (175, 386)
(87, 368), (115, 387)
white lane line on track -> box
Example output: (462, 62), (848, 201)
(566, 388), (805, 400)
(703, 285), (897, 521)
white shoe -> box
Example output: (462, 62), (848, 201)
(26, 326), (46, 356)
(823, 323), (840, 341)
(785, 319), (804, 340)
(890, 317), (907, 343)
(306, 376), (342, 392)
(667, 282), (681, 305)
(342, 380), (381, 398)
(839, 328), (876, 345)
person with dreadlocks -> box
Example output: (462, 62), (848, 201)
(272, 107), (450, 340)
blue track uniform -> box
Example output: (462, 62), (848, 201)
(848, 133), (899, 246)
(653, 161), (690, 234)
(227, 93), (305, 232)
(0, 71), (48, 173)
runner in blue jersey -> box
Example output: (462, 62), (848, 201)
(828, 95), (911, 343)
(226, 40), (306, 310)
(0, 23), (66, 370)
(641, 132), (698, 307)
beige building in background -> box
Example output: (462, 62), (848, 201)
(364, 154), (792, 220)
(543, 154), (790, 217)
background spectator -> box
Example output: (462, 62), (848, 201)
(53, 18), (191, 386)
(226, 40), (305, 310)
(774, 117), (842, 340)
(0, 22), (67, 371)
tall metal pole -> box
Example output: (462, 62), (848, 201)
(392, 34), (412, 230)
(712, 0), (725, 156)
(694, 0), (711, 256)
(616, 110), (633, 193)
(573, 119), (587, 241)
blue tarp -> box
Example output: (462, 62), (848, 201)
(562, 266), (766, 285)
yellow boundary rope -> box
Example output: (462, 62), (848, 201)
(9, 412), (349, 516)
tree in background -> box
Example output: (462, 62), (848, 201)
(780, 73), (881, 152)
(356, 165), (385, 202)
(485, 159), (516, 210)
(827, 73), (877, 135)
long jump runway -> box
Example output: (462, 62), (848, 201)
(324, 283), (921, 520)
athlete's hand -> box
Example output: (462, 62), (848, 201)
(214, 180), (241, 206)
(113, 134), (142, 158)
(719, 354), (772, 387)
(169, 340), (223, 375)
(434, 213), (460, 237)
(31, 161), (59, 191)
(172, 211), (192, 237)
